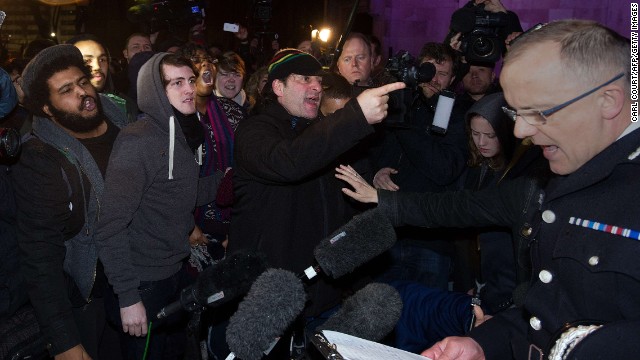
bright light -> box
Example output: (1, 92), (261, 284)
(319, 28), (331, 42)
(50, 32), (56, 37)
(311, 29), (319, 40)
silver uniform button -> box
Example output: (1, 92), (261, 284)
(542, 210), (556, 223)
(530, 316), (542, 330)
(588, 256), (600, 266)
(539, 270), (553, 283)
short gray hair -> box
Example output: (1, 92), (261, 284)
(506, 20), (630, 94)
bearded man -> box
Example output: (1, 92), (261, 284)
(12, 44), (128, 360)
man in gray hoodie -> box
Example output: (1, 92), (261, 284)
(96, 53), (223, 359)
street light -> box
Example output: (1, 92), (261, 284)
(311, 28), (331, 43)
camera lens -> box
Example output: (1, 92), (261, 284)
(471, 36), (495, 58)
(0, 128), (21, 158)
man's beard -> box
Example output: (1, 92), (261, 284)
(48, 95), (104, 133)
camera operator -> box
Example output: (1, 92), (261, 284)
(372, 43), (469, 290)
(447, 0), (523, 73)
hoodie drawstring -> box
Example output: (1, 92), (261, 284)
(196, 112), (203, 165)
(169, 116), (175, 179)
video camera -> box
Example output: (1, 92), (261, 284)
(386, 51), (436, 88)
(449, 3), (508, 63)
(127, 0), (206, 33)
(382, 51), (436, 127)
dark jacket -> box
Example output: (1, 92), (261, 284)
(378, 126), (640, 359)
(229, 99), (372, 315)
(11, 95), (127, 355)
(96, 53), (223, 308)
(376, 92), (469, 255)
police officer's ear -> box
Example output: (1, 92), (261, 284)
(273, 78), (285, 97)
(600, 80), (625, 121)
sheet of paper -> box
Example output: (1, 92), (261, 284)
(322, 330), (432, 360)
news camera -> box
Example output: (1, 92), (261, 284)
(386, 51), (436, 88)
(449, 3), (508, 63)
(382, 51), (436, 127)
(127, 0), (206, 33)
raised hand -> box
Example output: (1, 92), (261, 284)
(356, 82), (406, 124)
(335, 165), (379, 204)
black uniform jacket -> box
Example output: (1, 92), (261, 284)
(379, 127), (640, 359)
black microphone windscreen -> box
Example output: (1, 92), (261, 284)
(314, 208), (396, 278)
(226, 269), (307, 360)
(450, 8), (476, 34)
(195, 251), (267, 307)
(317, 283), (403, 342)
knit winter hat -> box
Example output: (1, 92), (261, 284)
(21, 44), (83, 100)
(266, 48), (322, 86)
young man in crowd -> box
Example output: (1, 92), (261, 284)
(96, 53), (223, 360)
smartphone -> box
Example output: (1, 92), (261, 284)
(223, 23), (239, 33)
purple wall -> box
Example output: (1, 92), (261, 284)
(369, 0), (632, 60)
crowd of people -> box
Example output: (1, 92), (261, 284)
(0, 0), (637, 359)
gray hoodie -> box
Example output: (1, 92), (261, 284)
(95, 52), (222, 307)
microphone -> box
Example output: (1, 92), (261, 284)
(157, 251), (267, 319)
(225, 209), (395, 358)
(316, 283), (403, 342)
(311, 208), (396, 279)
(226, 268), (307, 360)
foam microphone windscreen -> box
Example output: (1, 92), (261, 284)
(314, 208), (396, 278)
(195, 251), (268, 306)
(317, 283), (403, 342)
(226, 269), (307, 360)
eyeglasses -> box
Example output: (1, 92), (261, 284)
(502, 72), (625, 126)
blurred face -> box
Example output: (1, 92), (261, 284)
(74, 40), (109, 92)
(274, 73), (322, 119)
(470, 115), (500, 158)
(321, 97), (349, 116)
(337, 38), (373, 85)
(9, 70), (24, 104)
(419, 57), (455, 98)
(297, 40), (312, 53)
(502, 41), (615, 175)
(215, 68), (244, 99)
(123, 35), (152, 63)
(258, 73), (268, 94)
(44, 67), (103, 133)
(463, 65), (495, 98)
(162, 64), (196, 115)
(190, 49), (213, 71)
